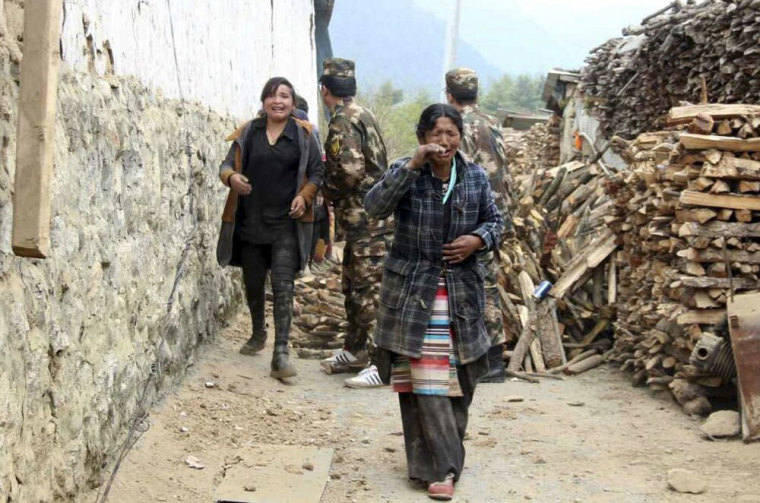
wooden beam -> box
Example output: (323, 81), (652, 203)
(667, 104), (760, 125)
(549, 230), (618, 299)
(679, 190), (760, 211)
(679, 133), (760, 152)
(11, 0), (63, 258)
(676, 309), (727, 325)
(702, 157), (760, 181)
(677, 247), (760, 264)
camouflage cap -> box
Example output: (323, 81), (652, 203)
(445, 67), (478, 95)
(321, 58), (356, 79)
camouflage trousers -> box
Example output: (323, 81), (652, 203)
(481, 252), (506, 346)
(341, 234), (392, 354)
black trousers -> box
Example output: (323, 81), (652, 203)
(240, 229), (299, 351)
(397, 354), (488, 484)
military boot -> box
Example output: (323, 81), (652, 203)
(480, 344), (506, 383)
(270, 345), (297, 379)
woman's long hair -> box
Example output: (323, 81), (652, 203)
(415, 103), (464, 141)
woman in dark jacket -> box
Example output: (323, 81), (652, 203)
(364, 104), (503, 500)
(218, 77), (324, 380)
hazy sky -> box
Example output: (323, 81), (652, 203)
(413, 0), (674, 74)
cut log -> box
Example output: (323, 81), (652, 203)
(701, 156), (760, 181)
(565, 354), (606, 375)
(550, 230), (618, 299)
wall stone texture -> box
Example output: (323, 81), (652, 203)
(0, 0), (314, 499)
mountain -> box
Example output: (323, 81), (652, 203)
(328, 0), (503, 96)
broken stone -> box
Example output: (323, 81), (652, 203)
(244, 485), (256, 492)
(179, 427), (189, 433)
(667, 468), (706, 494)
(284, 464), (304, 475)
(184, 456), (205, 470)
(506, 396), (524, 402)
(700, 410), (740, 439)
(302, 461), (314, 471)
(567, 401), (585, 407)
(204, 381), (216, 389)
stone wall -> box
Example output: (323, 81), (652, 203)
(60, 0), (320, 119)
(0, 0), (319, 500)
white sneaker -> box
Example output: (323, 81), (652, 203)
(344, 365), (385, 388)
(320, 349), (360, 368)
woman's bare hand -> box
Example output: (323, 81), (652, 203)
(229, 173), (252, 195)
(289, 195), (307, 218)
(407, 143), (445, 170)
(443, 235), (485, 264)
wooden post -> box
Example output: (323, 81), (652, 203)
(11, 0), (63, 258)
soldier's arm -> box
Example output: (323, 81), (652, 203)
(322, 117), (365, 201)
(470, 168), (504, 252)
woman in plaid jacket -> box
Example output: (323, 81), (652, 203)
(364, 103), (503, 501)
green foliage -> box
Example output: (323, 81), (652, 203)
(359, 82), (432, 160)
(481, 73), (546, 115)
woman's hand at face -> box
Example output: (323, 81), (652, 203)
(230, 173), (252, 195)
(407, 143), (445, 170)
(289, 195), (307, 218)
(443, 235), (485, 264)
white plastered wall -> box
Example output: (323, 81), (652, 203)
(59, 0), (319, 120)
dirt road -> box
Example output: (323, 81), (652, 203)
(93, 312), (760, 502)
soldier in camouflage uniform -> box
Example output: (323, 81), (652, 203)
(318, 58), (394, 387)
(446, 67), (514, 382)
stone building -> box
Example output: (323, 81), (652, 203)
(0, 1), (324, 500)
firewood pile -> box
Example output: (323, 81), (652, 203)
(497, 121), (620, 379)
(604, 104), (760, 415)
(291, 262), (347, 359)
(580, 1), (760, 139)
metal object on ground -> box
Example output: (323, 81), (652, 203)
(727, 292), (760, 442)
(690, 332), (736, 382)
(533, 280), (553, 301)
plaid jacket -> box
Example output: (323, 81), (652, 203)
(364, 152), (504, 364)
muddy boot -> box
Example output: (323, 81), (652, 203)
(239, 329), (267, 355)
(270, 346), (297, 379)
(480, 344), (506, 383)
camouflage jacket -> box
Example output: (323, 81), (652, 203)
(459, 104), (514, 230)
(323, 98), (393, 242)
(364, 153), (503, 363)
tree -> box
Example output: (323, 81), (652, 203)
(481, 73), (546, 115)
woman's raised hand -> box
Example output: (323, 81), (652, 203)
(230, 173), (252, 195)
(289, 195), (307, 219)
(443, 235), (485, 264)
(407, 143), (445, 170)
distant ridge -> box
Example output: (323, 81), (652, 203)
(329, 0), (503, 95)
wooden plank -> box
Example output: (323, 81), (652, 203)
(667, 104), (760, 125)
(679, 190), (760, 211)
(678, 221), (760, 238)
(679, 133), (760, 152)
(726, 292), (760, 442)
(677, 276), (760, 290)
(546, 160), (585, 178)
(677, 247), (760, 264)
(677, 309), (727, 325)
(11, 0), (63, 258)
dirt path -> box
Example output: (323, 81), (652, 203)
(92, 311), (760, 503)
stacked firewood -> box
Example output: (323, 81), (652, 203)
(581, 1), (760, 139)
(606, 104), (760, 414)
(498, 122), (620, 378)
(291, 263), (347, 359)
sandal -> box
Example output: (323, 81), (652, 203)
(427, 473), (455, 501)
